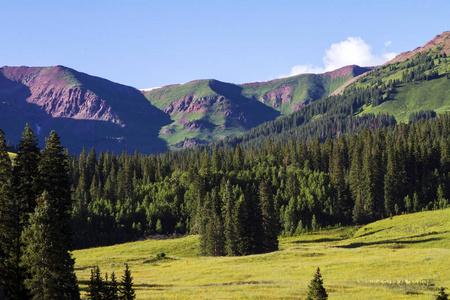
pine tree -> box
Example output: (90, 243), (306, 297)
(87, 266), (103, 300)
(108, 272), (119, 300)
(0, 129), (15, 298)
(305, 268), (328, 300)
(233, 194), (251, 255)
(21, 131), (80, 299)
(223, 180), (236, 255)
(259, 181), (279, 253)
(21, 191), (80, 299)
(119, 264), (135, 300)
(435, 287), (449, 300)
(7, 124), (41, 299)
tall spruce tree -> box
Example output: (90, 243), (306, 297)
(7, 124), (41, 299)
(87, 266), (103, 300)
(119, 264), (135, 300)
(0, 129), (15, 297)
(21, 192), (80, 299)
(259, 181), (279, 253)
(21, 131), (80, 300)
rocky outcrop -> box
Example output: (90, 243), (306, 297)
(1, 66), (120, 123)
(0, 65), (171, 154)
(261, 84), (294, 108)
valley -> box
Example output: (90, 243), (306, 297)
(74, 208), (450, 299)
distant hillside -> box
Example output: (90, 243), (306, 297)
(215, 31), (450, 149)
(0, 66), (171, 153)
(388, 31), (450, 64)
(144, 65), (370, 149)
(355, 33), (450, 122)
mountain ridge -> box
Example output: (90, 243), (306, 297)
(0, 65), (171, 153)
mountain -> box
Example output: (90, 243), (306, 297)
(2, 32), (448, 154)
(0, 65), (171, 153)
(388, 31), (450, 64)
(144, 65), (370, 149)
(215, 31), (450, 149)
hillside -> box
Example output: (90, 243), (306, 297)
(216, 31), (450, 149)
(144, 65), (370, 149)
(355, 35), (450, 122)
(0, 65), (170, 154)
(388, 31), (450, 64)
(74, 208), (450, 299)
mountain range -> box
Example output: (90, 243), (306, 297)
(1, 31), (449, 154)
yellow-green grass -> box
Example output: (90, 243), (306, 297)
(74, 208), (450, 299)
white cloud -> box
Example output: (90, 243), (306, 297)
(283, 37), (398, 78)
(385, 40), (392, 47)
(140, 87), (161, 92)
(287, 64), (325, 76)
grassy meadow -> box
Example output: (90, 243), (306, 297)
(74, 208), (450, 299)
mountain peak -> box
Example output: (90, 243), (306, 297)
(388, 31), (450, 64)
(324, 65), (373, 80)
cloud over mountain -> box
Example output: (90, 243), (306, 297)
(284, 37), (397, 77)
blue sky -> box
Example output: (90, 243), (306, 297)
(1, 0), (449, 89)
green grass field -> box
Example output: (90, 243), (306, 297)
(74, 208), (450, 299)
(362, 76), (450, 123)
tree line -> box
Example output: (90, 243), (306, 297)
(65, 113), (450, 254)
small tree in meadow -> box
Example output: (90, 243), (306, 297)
(120, 264), (136, 300)
(305, 268), (328, 300)
(436, 287), (449, 300)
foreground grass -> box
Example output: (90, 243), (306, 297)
(74, 209), (450, 299)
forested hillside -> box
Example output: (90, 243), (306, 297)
(67, 114), (450, 252)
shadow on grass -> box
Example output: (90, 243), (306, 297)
(202, 281), (274, 287)
(291, 238), (342, 244)
(355, 227), (392, 238)
(134, 283), (174, 291)
(337, 230), (448, 249)
(337, 237), (442, 249)
(78, 281), (173, 292)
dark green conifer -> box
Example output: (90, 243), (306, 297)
(259, 181), (279, 253)
(0, 129), (15, 297)
(9, 124), (41, 299)
(21, 191), (80, 299)
(119, 264), (135, 300)
(435, 287), (449, 300)
(21, 131), (80, 299)
(305, 268), (328, 300)
(87, 266), (103, 300)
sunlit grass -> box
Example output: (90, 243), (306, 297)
(74, 208), (450, 299)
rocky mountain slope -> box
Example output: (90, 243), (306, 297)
(0, 65), (170, 153)
(144, 65), (370, 149)
(388, 31), (450, 64)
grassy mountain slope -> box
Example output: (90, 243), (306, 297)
(144, 66), (370, 149)
(362, 76), (450, 123)
(354, 35), (450, 122)
(215, 31), (450, 150)
(74, 208), (450, 299)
